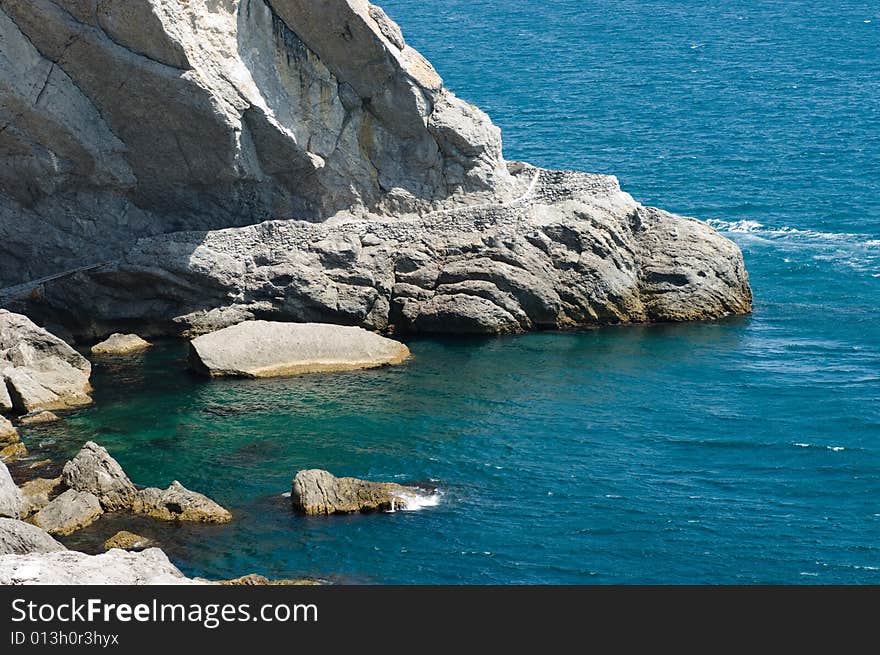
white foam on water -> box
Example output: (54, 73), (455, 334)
(280, 491), (291, 498)
(792, 442), (845, 452)
(391, 489), (443, 512)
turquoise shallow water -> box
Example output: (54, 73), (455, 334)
(20, 0), (880, 583)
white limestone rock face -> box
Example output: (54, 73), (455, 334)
(30, 489), (104, 536)
(0, 0), (512, 287)
(62, 441), (138, 511)
(0, 548), (204, 585)
(1, 2), (751, 337)
(0, 311), (92, 413)
(189, 321), (410, 377)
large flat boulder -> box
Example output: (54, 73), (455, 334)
(292, 468), (419, 515)
(0, 517), (66, 555)
(62, 441), (138, 511)
(189, 321), (410, 378)
(0, 459), (22, 518)
(0, 416), (18, 443)
(30, 489), (103, 536)
(0, 548), (203, 585)
(0, 311), (91, 413)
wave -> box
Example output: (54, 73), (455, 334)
(390, 489), (443, 512)
(707, 219), (880, 274)
(793, 442), (845, 452)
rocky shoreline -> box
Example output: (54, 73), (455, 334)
(0, 0), (754, 584)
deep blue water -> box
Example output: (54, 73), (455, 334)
(23, 0), (880, 583)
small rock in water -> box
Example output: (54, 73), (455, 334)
(104, 530), (154, 551)
(91, 333), (152, 355)
(18, 410), (60, 426)
(291, 469), (425, 516)
(215, 573), (319, 586)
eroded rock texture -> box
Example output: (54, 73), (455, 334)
(0, 1), (751, 335)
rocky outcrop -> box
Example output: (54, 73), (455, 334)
(30, 488), (103, 535)
(189, 321), (410, 378)
(0, 442), (26, 462)
(292, 468), (421, 515)
(91, 333), (152, 355)
(103, 530), (153, 551)
(19, 476), (62, 518)
(0, 459), (22, 518)
(0, 311), (92, 413)
(133, 482), (232, 523)
(62, 441), (138, 511)
(0, 1), (750, 339)
(0, 517), (66, 554)
(0, 548), (204, 584)
(62, 441), (231, 523)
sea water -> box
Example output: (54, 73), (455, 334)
(25, 0), (880, 583)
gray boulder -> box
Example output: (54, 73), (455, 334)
(30, 489), (104, 536)
(62, 441), (138, 511)
(292, 468), (420, 515)
(189, 321), (410, 378)
(0, 548), (203, 585)
(0, 459), (22, 518)
(0, 517), (66, 554)
(133, 482), (232, 523)
(91, 333), (152, 355)
(0, 311), (92, 413)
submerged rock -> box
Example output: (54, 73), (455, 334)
(103, 530), (154, 551)
(189, 321), (410, 378)
(0, 1), (750, 340)
(0, 459), (22, 518)
(0, 312), (92, 413)
(30, 489), (103, 536)
(62, 441), (138, 511)
(91, 333), (152, 355)
(17, 410), (59, 426)
(0, 548), (203, 585)
(0, 517), (66, 555)
(134, 482), (232, 523)
(291, 469), (419, 515)
(19, 476), (63, 518)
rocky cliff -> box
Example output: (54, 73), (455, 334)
(0, 0), (752, 336)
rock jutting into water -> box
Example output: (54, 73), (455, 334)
(0, 1), (750, 339)
(292, 468), (423, 515)
(90, 333), (152, 355)
(189, 321), (410, 378)
(0, 311), (92, 413)
(61, 441), (232, 524)
(0, 517), (67, 555)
